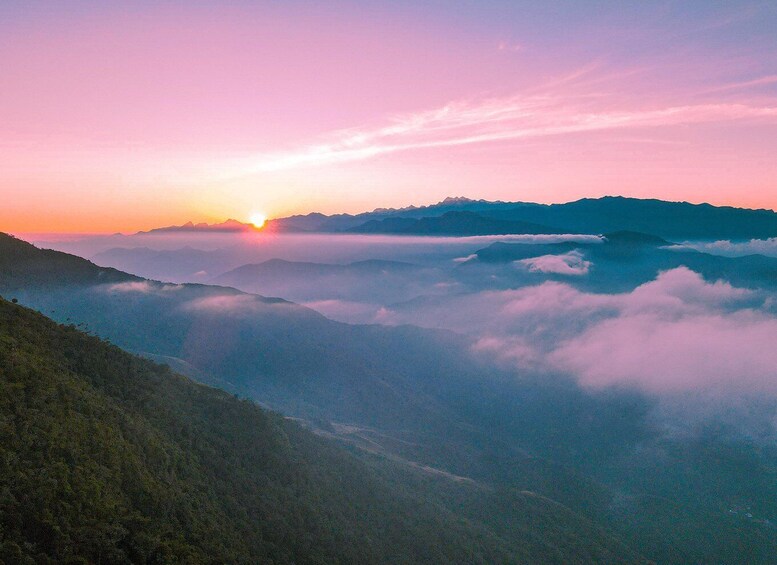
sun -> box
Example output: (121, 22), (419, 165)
(249, 212), (267, 228)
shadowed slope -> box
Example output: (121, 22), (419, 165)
(0, 297), (644, 564)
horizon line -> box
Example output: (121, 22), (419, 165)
(8, 193), (777, 237)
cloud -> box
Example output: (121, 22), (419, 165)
(701, 74), (777, 94)
(516, 250), (591, 275)
(180, 293), (295, 316)
(671, 238), (777, 258)
(551, 309), (777, 395)
(103, 281), (182, 293)
(543, 268), (773, 396)
(455, 234), (603, 245)
(222, 94), (777, 175)
(384, 267), (777, 401)
(473, 335), (539, 366)
(624, 266), (750, 312)
(182, 294), (257, 313)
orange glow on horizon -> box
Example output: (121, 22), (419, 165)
(1, 3), (776, 234)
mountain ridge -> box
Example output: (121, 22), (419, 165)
(1, 295), (645, 563)
(253, 196), (777, 239)
(136, 219), (261, 235)
(4, 231), (777, 563)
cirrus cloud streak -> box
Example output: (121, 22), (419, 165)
(225, 96), (777, 176)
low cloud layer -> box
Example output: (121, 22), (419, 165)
(672, 237), (777, 258)
(516, 250), (591, 275)
(380, 267), (777, 400)
(552, 309), (777, 394)
(31, 232), (604, 282)
(104, 281), (182, 294)
(90, 235), (777, 424)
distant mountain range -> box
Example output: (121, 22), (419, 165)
(135, 196), (777, 240)
(92, 246), (236, 282)
(211, 259), (444, 303)
(460, 230), (777, 293)
(4, 231), (777, 563)
(137, 219), (260, 235)
(260, 196), (777, 239)
(214, 258), (423, 285)
(349, 210), (558, 236)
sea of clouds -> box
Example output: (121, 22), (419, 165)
(42, 231), (777, 430)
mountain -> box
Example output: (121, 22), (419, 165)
(350, 210), (559, 236)
(4, 232), (777, 563)
(602, 230), (671, 246)
(0, 232), (528, 453)
(89, 197), (777, 240)
(356, 196), (521, 221)
(136, 219), (260, 235)
(266, 196), (777, 239)
(473, 240), (586, 263)
(216, 258), (422, 280)
(92, 246), (237, 282)
(0, 296), (647, 563)
(265, 212), (364, 233)
(479, 197), (777, 239)
(0, 233), (138, 291)
(264, 197), (514, 233)
(469, 230), (667, 264)
(464, 230), (777, 292)
(211, 259), (443, 303)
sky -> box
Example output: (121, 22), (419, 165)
(2, 0), (777, 233)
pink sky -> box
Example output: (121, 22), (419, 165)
(1, 2), (776, 233)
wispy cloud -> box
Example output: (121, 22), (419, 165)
(226, 94), (777, 176)
(701, 74), (777, 94)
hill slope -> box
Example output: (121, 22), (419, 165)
(0, 297), (643, 564)
(4, 232), (777, 563)
(0, 234), (136, 290)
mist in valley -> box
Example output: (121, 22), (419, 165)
(5, 0), (777, 561)
(5, 215), (777, 563)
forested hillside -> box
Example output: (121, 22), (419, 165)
(4, 232), (776, 563)
(0, 297), (641, 564)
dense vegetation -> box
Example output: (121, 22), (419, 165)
(0, 297), (642, 563)
(3, 232), (777, 563)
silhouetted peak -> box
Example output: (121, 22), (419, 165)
(136, 219), (259, 235)
(439, 196), (477, 205)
